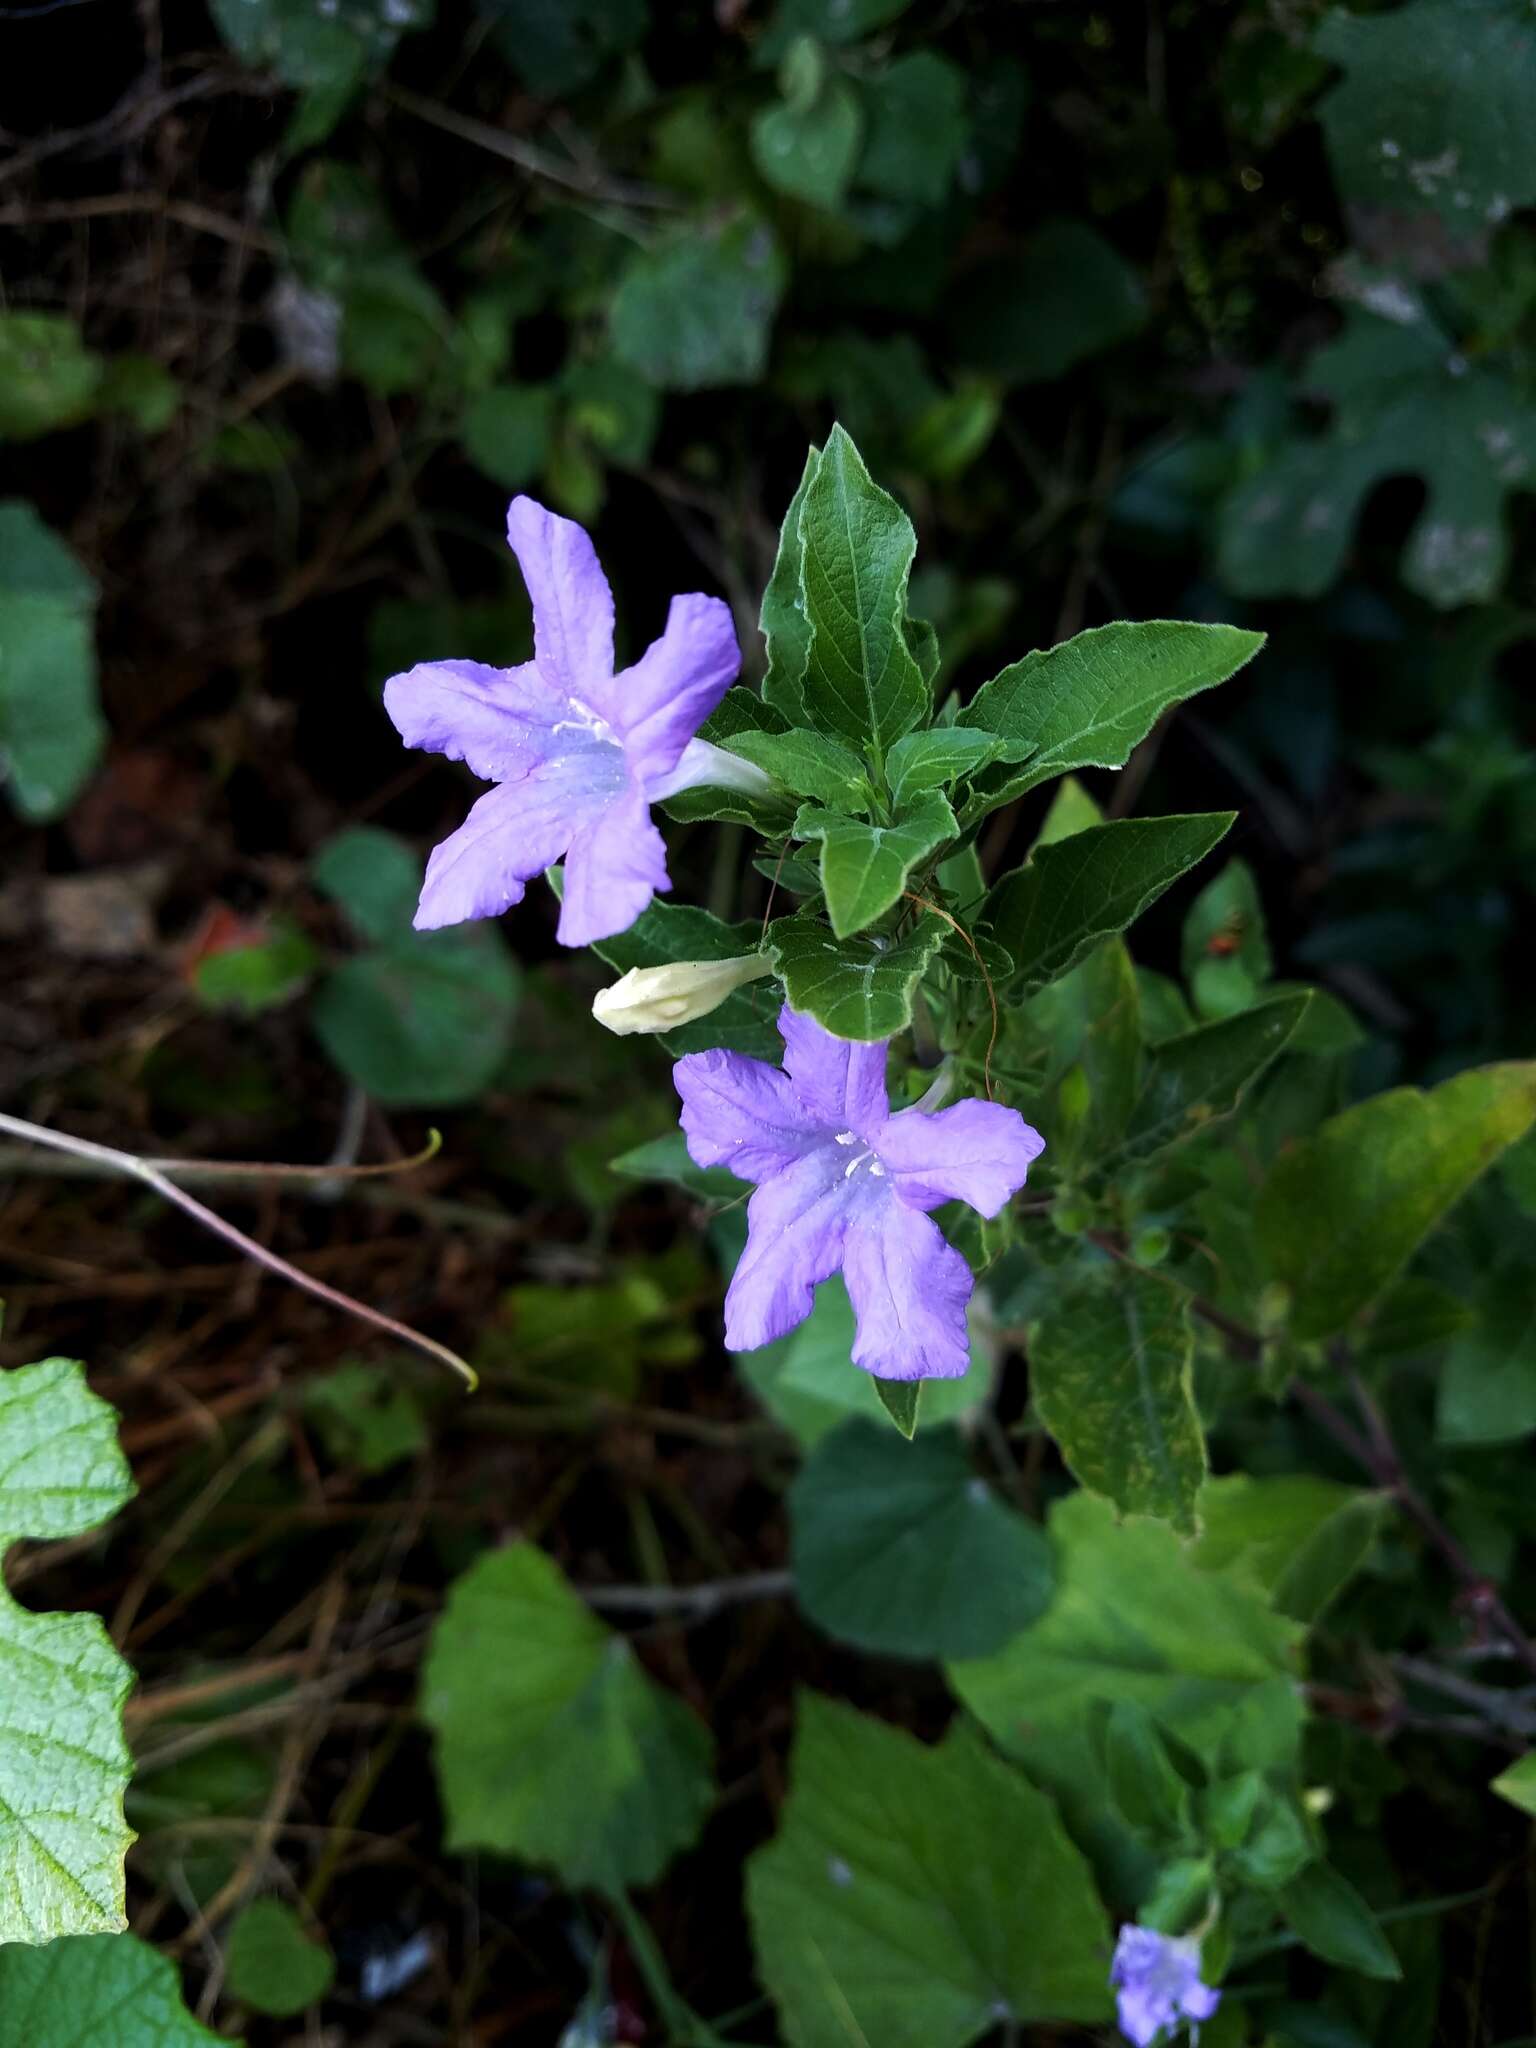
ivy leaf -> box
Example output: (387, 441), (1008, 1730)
(765, 908), (946, 1041)
(0, 1359), (135, 1943)
(1029, 1264), (1206, 1535)
(1218, 308), (1536, 609)
(751, 40), (863, 211)
(420, 1542), (714, 1895)
(790, 1420), (1054, 1659)
(1256, 1063), (1536, 1340)
(1107, 992), (1313, 1169)
(857, 51), (968, 208)
(760, 447), (819, 722)
(746, 1695), (1113, 2048)
(460, 383), (555, 490)
(721, 727), (872, 812)
(226, 1896), (336, 2016)
(949, 1491), (1304, 1879)
(0, 501), (105, 823)
(986, 813), (1235, 992)
(611, 214), (786, 392)
(587, 896), (783, 1058)
(960, 620), (1262, 823)
(1314, 0), (1536, 230)
(0, 1934), (227, 2046)
(798, 424), (930, 757)
(885, 727), (1000, 807)
(795, 789), (956, 938)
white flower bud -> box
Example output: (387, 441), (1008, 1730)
(646, 738), (777, 802)
(591, 954), (774, 1036)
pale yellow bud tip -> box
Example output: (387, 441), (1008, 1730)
(591, 955), (774, 1036)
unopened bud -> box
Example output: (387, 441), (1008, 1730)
(591, 954), (774, 1036)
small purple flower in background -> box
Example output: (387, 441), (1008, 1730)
(1111, 1927), (1221, 2047)
(673, 1007), (1043, 1379)
(384, 497), (768, 946)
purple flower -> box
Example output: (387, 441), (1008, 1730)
(1111, 1927), (1221, 2047)
(384, 497), (757, 946)
(673, 1007), (1043, 1380)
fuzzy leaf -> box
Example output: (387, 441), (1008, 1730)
(722, 726), (872, 812)
(765, 908), (946, 1041)
(588, 897), (782, 1058)
(795, 789), (956, 938)
(760, 447), (819, 721)
(1107, 992), (1313, 1169)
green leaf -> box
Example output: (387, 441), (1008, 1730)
(949, 1491), (1303, 1875)
(960, 620), (1263, 821)
(460, 383), (555, 491)
(1183, 858), (1272, 1020)
(735, 1278), (983, 1445)
(311, 934), (519, 1108)
(1193, 1474), (1385, 1627)
(764, 0), (912, 46)
(311, 825), (421, 943)
(949, 220), (1146, 384)
(193, 921), (318, 1016)
(986, 813), (1234, 992)
(1256, 1063), (1536, 1341)
(886, 728), (1001, 807)
(609, 1131), (743, 1204)
(1029, 1264), (1206, 1534)
(1108, 992), (1313, 1169)
(302, 1362), (428, 1475)
(611, 214), (785, 392)
(790, 1420), (1054, 1659)
(1315, 0), (1536, 230)
(721, 726), (871, 811)
(483, 0), (647, 96)
(342, 259), (451, 396)
(760, 448), (819, 721)
(226, 1896), (336, 2016)
(209, 0), (430, 92)
(765, 908), (946, 1041)
(751, 44), (863, 210)
(1491, 1751), (1536, 1818)
(873, 1377), (920, 1434)
(857, 51), (968, 208)
(746, 1695), (1113, 2048)
(0, 1360), (135, 1942)
(0, 501), (105, 822)
(421, 1541), (714, 1894)
(588, 897), (782, 1057)
(796, 789), (956, 938)
(0, 1934), (226, 2046)
(1278, 1860), (1403, 1982)
(797, 424), (930, 757)
(1436, 1268), (1536, 1445)
(0, 314), (101, 438)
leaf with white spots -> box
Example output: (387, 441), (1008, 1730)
(0, 1359), (136, 1943)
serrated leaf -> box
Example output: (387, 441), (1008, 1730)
(421, 1542), (714, 1895)
(760, 448), (819, 722)
(765, 908), (946, 1041)
(746, 1695), (1113, 2048)
(721, 726), (871, 811)
(1108, 992), (1312, 1170)
(0, 1360), (135, 1943)
(790, 1420), (1054, 1658)
(0, 502), (105, 823)
(960, 621), (1262, 822)
(986, 813), (1234, 992)
(1256, 1063), (1536, 1340)
(798, 424), (930, 757)
(226, 1896), (335, 2016)
(1278, 1860), (1402, 1981)
(796, 789), (956, 938)
(885, 727), (1000, 807)
(611, 213), (785, 392)
(1193, 1474), (1385, 1628)
(0, 1933), (227, 2046)
(588, 897), (783, 1058)
(1030, 1264), (1205, 1534)
(1314, 0), (1536, 230)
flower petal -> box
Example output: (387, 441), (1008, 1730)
(841, 1197), (974, 1380)
(674, 1049), (823, 1182)
(612, 593), (741, 785)
(415, 759), (600, 930)
(874, 1098), (1045, 1218)
(383, 659), (566, 784)
(506, 496), (615, 701)
(777, 1005), (889, 1134)
(723, 1148), (849, 1351)
(557, 781), (670, 946)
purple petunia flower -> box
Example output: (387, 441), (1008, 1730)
(673, 1007), (1044, 1380)
(383, 497), (766, 946)
(1111, 1927), (1221, 2047)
